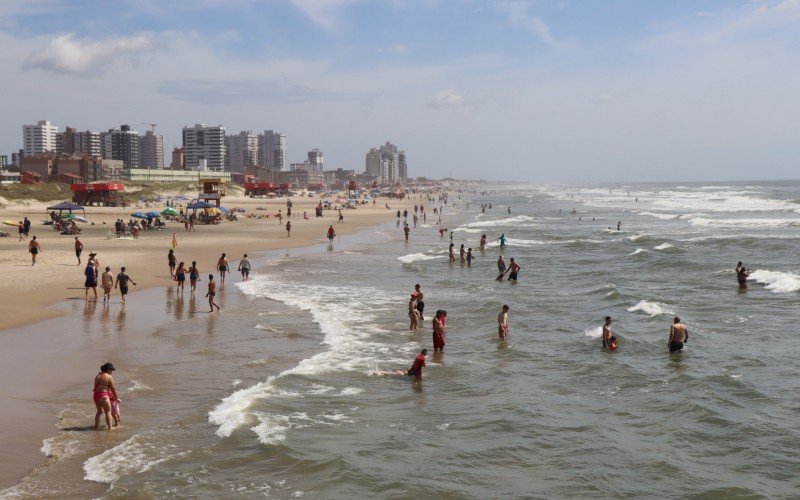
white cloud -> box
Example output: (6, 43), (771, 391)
(498, 1), (558, 46)
(24, 33), (154, 76)
(289, 0), (360, 31)
(428, 89), (470, 113)
(377, 44), (407, 53)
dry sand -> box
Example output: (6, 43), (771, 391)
(0, 194), (408, 330)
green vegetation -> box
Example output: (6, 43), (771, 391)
(0, 182), (72, 203)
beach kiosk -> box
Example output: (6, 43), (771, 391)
(70, 182), (125, 207)
(199, 178), (225, 207)
(245, 181), (283, 198)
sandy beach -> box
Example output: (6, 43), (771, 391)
(0, 192), (412, 491)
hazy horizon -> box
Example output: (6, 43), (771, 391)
(2, 0), (799, 183)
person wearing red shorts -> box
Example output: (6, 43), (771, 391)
(407, 349), (427, 381)
(433, 310), (446, 352)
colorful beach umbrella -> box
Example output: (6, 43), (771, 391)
(2, 220), (17, 226)
(145, 211), (160, 219)
(131, 212), (147, 219)
(161, 207), (179, 216)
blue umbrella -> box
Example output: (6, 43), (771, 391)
(218, 206), (230, 213)
(187, 201), (213, 209)
(145, 211), (160, 219)
(131, 212), (147, 219)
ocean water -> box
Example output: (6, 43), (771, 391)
(4, 182), (800, 498)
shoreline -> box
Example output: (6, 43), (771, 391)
(0, 196), (415, 492)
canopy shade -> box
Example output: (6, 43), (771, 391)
(187, 201), (214, 209)
(47, 201), (84, 212)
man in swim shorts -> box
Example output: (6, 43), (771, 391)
(498, 305), (510, 340)
(414, 284), (425, 320)
(75, 237), (84, 265)
(433, 310), (446, 352)
(602, 316), (613, 349)
(668, 316), (688, 353)
(737, 266), (750, 289)
(505, 258), (520, 281)
(407, 349), (427, 381)
(115, 266), (137, 304)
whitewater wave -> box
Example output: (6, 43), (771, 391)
(749, 269), (800, 293)
(627, 300), (674, 317)
(398, 252), (440, 263)
(583, 326), (603, 338)
(653, 243), (674, 250)
(461, 215), (535, 229)
(84, 433), (185, 483)
(629, 248), (647, 256)
(639, 211), (676, 220)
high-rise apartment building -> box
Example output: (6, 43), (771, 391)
(170, 148), (185, 170)
(225, 131), (257, 172)
(366, 142), (407, 184)
(22, 120), (59, 156)
(141, 130), (165, 169)
(58, 127), (101, 157)
(183, 124), (226, 171)
(307, 149), (324, 171)
(365, 148), (381, 177)
(398, 151), (407, 181)
(101, 125), (141, 168)
(257, 130), (286, 171)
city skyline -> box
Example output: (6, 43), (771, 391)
(2, 1), (800, 181)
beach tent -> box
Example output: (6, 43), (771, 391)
(187, 201), (214, 209)
(161, 207), (179, 216)
(47, 201), (85, 214)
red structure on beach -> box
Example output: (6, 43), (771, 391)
(244, 182), (288, 197)
(71, 182), (125, 206)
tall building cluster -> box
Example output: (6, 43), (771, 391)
(9, 120), (410, 185)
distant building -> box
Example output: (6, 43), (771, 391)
(101, 125), (141, 169)
(170, 147), (185, 170)
(257, 130), (286, 171)
(0, 155), (8, 168)
(183, 123), (225, 171)
(307, 149), (324, 171)
(141, 130), (165, 169)
(23, 120), (59, 156)
(366, 142), (407, 184)
(279, 169), (324, 189)
(58, 127), (102, 157)
(398, 151), (407, 181)
(365, 148), (381, 178)
(225, 131), (257, 172)
(290, 161), (315, 172)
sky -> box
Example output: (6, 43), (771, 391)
(1, 0), (800, 182)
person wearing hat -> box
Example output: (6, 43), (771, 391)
(93, 363), (120, 430)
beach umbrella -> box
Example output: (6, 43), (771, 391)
(206, 207), (221, 215)
(62, 213), (77, 219)
(131, 212), (147, 219)
(218, 206), (230, 213)
(145, 211), (160, 219)
(161, 207), (179, 216)
(187, 201), (214, 209)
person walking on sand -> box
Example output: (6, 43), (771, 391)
(408, 294), (419, 331)
(176, 262), (186, 293)
(101, 266), (114, 302)
(238, 254), (251, 282)
(498, 305), (510, 340)
(84, 259), (98, 299)
(93, 362), (119, 431)
(28, 235), (41, 266)
(433, 310), (446, 352)
(18, 221), (25, 241)
(167, 249), (177, 278)
(602, 316), (613, 349)
(189, 261), (200, 293)
(217, 253), (229, 283)
(327, 225), (336, 242)
(23, 217), (30, 238)
(75, 237), (84, 265)
(668, 317), (688, 353)
(206, 274), (221, 312)
(338, 210), (344, 223)
(286, 220), (292, 237)
(404, 223), (410, 242)
(115, 266), (136, 304)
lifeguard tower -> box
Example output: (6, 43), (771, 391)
(71, 182), (125, 207)
(199, 178), (226, 207)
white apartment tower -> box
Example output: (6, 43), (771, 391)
(366, 142), (407, 183)
(365, 148), (381, 177)
(225, 131), (257, 172)
(141, 130), (165, 169)
(307, 149), (324, 171)
(22, 120), (59, 156)
(183, 124), (226, 171)
(257, 130), (286, 171)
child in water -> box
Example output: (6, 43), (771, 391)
(110, 396), (121, 426)
(608, 336), (619, 350)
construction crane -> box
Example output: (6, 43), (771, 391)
(141, 123), (157, 133)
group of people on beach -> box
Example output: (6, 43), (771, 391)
(166, 249), (252, 312)
(81, 249), (137, 303)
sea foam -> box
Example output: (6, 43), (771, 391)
(627, 300), (674, 317)
(749, 270), (800, 293)
(398, 252), (440, 263)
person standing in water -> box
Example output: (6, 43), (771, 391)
(460, 244), (466, 263)
(507, 207), (511, 215)
(498, 233), (508, 247)
(238, 254), (251, 282)
(498, 305), (510, 340)
(466, 247), (473, 267)
(189, 261), (200, 293)
(206, 274), (221, 312)
(407, 349), (427, 381)
(602, 316), (613, 349)
(414, 284), (425, 320)
(101, 266), (114, 302)
(433, 310), (446, 352)
(617, 221), (622, 231)
(479, 234), (487, 251)
(93, 362), (119, 430)
(449, 243), (456, 263)
(504, 257), (520, 282)
(496, 255), (506, 279)
(408, 294), (419, 331)
(327, 225), (336, 242)
(217, 253), (229, 283)
(404, 222), (410, 242)
(668, 317), (688, 353)
(737, 265), (750, 289)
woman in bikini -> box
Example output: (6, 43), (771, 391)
(167, 249), (177, 278)
(176, 261), (186, 293)
(93, 362), (119, 430)
(189, 261), (200, 293)
(217, 253), (228, 284)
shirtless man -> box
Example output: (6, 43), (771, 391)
(480, 234), (487, 251)
(414, 284), (425, 320)
(28, 236), (41, 266)
(498, 305), (510, 340)
(737, 266), (750, 289)
(407, 349), (427, 381)
(505, 258), (520, 282)
(668, 316), (688, 353)
(408, 294), (419, 331)
(75, 237), (84, 265)
(93, 362), (119, 430)
(602, 316), (612, 349)
(459, 244), (466, 263)
(432, 310), (446, 352)
(114, 267), (137, 304)
(449, 243), (455, 263)
(206, 274), (221, 312)
(101, 267), (114, 302)
(404, 223), (410, 241)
